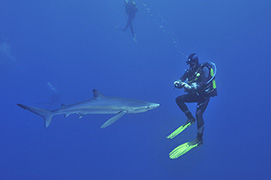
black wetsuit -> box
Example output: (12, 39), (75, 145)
(176, 64), (217, 140)
(123, 2), (138, 38)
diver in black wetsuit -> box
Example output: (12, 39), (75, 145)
(173, 53), (217, 146)
(117, 0), (138, 41)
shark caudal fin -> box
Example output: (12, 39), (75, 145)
(17, 104), (53, 128)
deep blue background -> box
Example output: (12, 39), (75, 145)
(0, 0), (270, 179)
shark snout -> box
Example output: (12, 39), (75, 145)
(149, 103), (160, 110)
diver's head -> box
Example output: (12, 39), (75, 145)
(186, 53), (199, 69)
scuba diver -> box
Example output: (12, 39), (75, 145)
(116, 0), (138, 42)
(167, 53), (217, 159)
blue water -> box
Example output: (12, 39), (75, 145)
(1, 0), (270, 179)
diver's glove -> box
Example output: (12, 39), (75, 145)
(174, 80), (184, 88)
(183, 82), (199, 94)
(183, 82), (198, 90)
(191, 83), (199, 89)
(183, 83), (191, 90)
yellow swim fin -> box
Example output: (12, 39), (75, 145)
(167, 120), (194, 139)
(169, 139), (202, 159)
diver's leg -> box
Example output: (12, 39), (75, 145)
(167, 94), (198, 139)
(130, 23), (135, 38)
(123, 16), (133, 31)
(123, 21), (129, 31)
(117, 17), (130, 32)
(129, 15), (136, 37)
(195, 97), (210, 141)
(176, 94), (198, 122)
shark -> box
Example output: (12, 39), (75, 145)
(17, 89), (160, 128)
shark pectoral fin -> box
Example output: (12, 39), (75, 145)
(100, 110), (127, 129)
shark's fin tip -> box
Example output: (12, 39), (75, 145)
(93, 89), (105, 98)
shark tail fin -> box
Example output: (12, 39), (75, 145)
(17, 104), (53, 128)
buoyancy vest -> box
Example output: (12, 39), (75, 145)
(186, 62), (217, 97)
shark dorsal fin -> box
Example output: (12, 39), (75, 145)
(93, 89), (105, 98)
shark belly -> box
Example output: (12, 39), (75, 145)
(54, 105), (125, 116)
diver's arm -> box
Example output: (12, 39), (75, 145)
(174, 70), (189, 88)
(180, 69), (190, 82)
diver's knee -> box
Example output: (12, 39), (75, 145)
(175, 96), (184, 103)
(175, 97), (181, 104)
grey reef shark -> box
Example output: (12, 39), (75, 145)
(17, 89), (160, 128)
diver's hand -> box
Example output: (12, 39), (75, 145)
(190, 83), (198, 90)
(183, 83), (199, 94)
(183, 82), (192, 90)
(174, 80), (183, 88)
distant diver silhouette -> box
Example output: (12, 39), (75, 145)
(116, 0), (138, 42)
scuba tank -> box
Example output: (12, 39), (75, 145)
(203, 62), (217, 96)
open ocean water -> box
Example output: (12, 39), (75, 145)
(0, 0), (270, 179)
